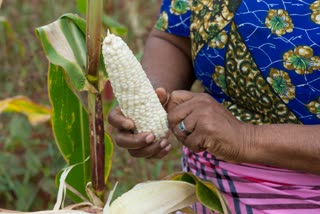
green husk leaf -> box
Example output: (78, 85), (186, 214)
(168, 172), (231, 214)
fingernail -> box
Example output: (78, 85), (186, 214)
(164, 144), (172, 152)
(160, 139), (168, 148)
(145, 134), (155, 143)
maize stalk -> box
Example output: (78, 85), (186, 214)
(103, 180), (198, 214)
(102, 33), (168, 140)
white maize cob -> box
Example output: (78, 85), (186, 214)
(102, 33), (168, 140)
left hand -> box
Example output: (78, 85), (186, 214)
(167, 90), (252, 163)
(107, 88), (171, 159)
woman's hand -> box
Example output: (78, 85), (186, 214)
(107, 88), (172, 159)
(167, 90), (253, 163)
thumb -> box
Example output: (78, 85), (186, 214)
(155, 87), (170, 107)
(166, 90), (194, 112)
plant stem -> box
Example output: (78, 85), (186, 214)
(86, 0), (102, 86)
(88, 93), (105, 195)
(86, 0), (105, 196)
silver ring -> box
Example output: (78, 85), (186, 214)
(178, 120), (191, 135)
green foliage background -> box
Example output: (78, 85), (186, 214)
(0, 0), (182, 211)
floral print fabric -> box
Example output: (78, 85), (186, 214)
(155, 1), (320, 213)
(155, 0), (320, 125)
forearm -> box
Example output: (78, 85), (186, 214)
(245, 123), (320, 174)
(141, 29), (195, 92)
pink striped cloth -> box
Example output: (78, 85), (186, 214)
(182, 147), (320, 214)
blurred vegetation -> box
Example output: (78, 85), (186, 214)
(0, 0), (182, 211)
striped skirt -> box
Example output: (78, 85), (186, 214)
(182, 147), (320, 214)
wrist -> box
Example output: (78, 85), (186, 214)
(241, 124), (278, 166)
(240, 123), (260, 163)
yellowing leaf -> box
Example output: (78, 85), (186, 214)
(0, 96), (51, 126)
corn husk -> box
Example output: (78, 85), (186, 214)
(104, 180), (197, 214)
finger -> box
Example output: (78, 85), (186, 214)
(172, 115), (195, 143)
(153, 146), (172, 159)
(148, 144), (173, 159)
(155, 87), (170, 106)
(168, 98), (198, 130)
(128, 139), (167, 158)
(184, 131), (206, 153)
(168, 92), (218, 129)
(166, 90), (195, 112)
(108, 106), (134, 130)
(116, 131), (155, 149)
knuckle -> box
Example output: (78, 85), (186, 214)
(114, 133), (123, 146)
(171, 91), (179, 100)
(107, 107), (120, 124)
(172, 126), (181, 136)
(133, 134), (141, 144)
(167, 112), (174, 125)
(202, 108), (213, 117)
(199, 93), (213, 104)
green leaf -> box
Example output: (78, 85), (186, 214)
(61, 13), (87, 34)
(55, 160), (90, 203)
(196, 181), (222, 212)
(76, 0), (87, 14)
(169, 172), (231, 214)
(47, 58), (114, 203)
(102, 15), (127, 36)
(48, 63), (90, 201)
(104, 134), (113, 183)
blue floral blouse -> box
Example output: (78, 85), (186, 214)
(155, 0), (320, 125)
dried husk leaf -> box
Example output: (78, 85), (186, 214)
(104, 180), (197, 214)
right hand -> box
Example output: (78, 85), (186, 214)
(107, 88), (172, 159)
